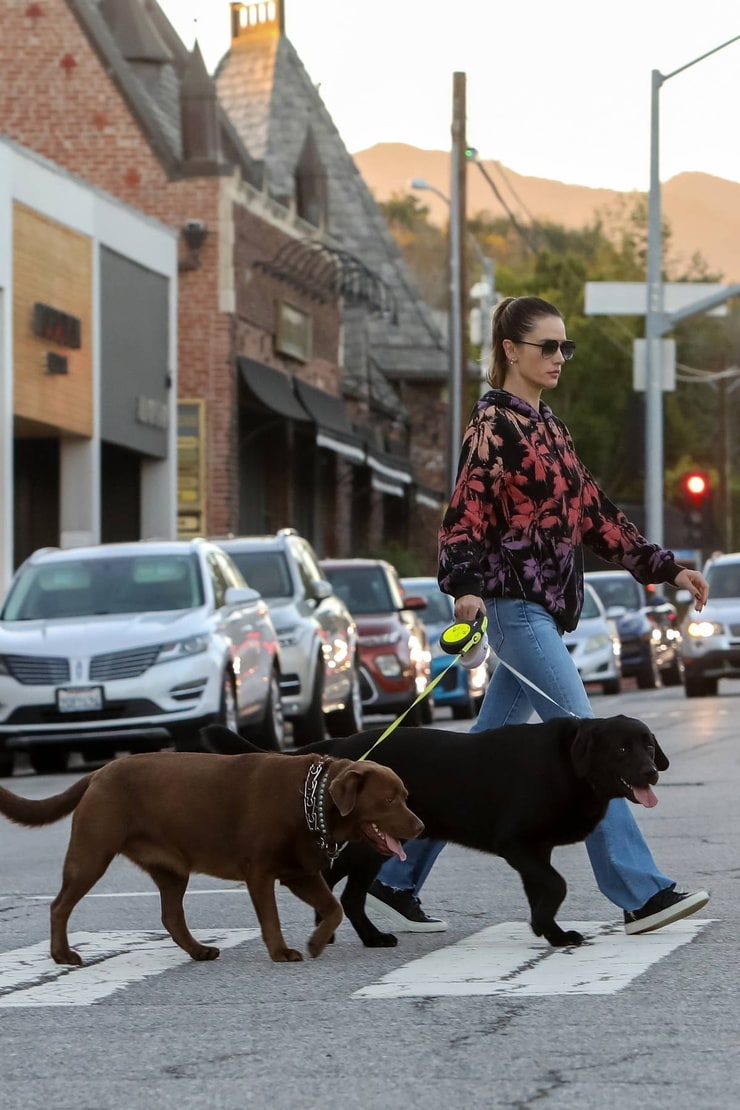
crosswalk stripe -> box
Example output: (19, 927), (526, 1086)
(0, 929), (259, 1007)
(353, 919), (714, 998)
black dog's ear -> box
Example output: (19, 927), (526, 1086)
(653, 736), (670, 772)
(570, 721), (596, 778)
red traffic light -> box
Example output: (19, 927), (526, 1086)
(682, 472), (709, 501)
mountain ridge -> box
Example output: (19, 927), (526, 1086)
(352, 142), (740, 282)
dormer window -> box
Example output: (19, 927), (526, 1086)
(295, 128), (327, 229)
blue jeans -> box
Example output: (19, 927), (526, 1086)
(379, 597), (673, 912)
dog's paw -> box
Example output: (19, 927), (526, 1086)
(271, 947), (304, 962)
(52, 947), (83, 966)
(362, 931), (398, 948)
(544, 927), (584, 948)
(190, 944), (220, 961)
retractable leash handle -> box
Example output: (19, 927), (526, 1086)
(439, 615), (489, 670)
(358, 615), (489, 762)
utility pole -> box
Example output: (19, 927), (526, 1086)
(448, 71), (467, 491)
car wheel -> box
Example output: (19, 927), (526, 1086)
(28, 747), (69, 775)
(291, 657), (326, 745)
(602, 676), (622, 696)
(418, 688), (435, 724)
(636, 647), (661, 689)
(661, 654), (685, 687)
(452, 696), (475, 720)
(326, 665), (363, 738)
(685, 675), (718, 698)
(0, 748), (14, 777)
(256, 668), (287, 752)
(220, 669), (240, 734)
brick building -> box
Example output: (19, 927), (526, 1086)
(0, 134), (178, 590)
(0, 0), (451, 571)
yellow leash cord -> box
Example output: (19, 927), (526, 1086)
(358, 616), (488, 762)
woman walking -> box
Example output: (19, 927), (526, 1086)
(368, 295), (709, 936)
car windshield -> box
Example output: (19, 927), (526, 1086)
(587, 576), (642, 612)
(581, 588), (601, 621)
(322, 567), (395, 614)
(1, 554), (204, 620)
(707, 563), (740, 599)
(227, 551), (293, 599)
(405, 586), (452, 624)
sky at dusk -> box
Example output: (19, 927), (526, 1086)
(158, 0), (740, 193)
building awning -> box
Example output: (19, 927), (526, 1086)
(293, 379), (366, 464)
(371, 474), (406, 498)
(366, 449), (413, 487)
(238, 357), (311, 423)
(415, 487), (444, 511)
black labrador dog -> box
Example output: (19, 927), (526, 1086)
(204, 715), (668, 948)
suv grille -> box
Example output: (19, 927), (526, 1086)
(3, 655), (70, 685)
(89, 646), (160, 681)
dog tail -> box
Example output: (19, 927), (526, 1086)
(200, 724), (264, 755)
(0, 774), (92, 828)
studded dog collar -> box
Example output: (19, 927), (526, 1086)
(303, 758), (346, 862)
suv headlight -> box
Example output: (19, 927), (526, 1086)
(685, 620), (724, 639)
(155, 635), (210, 664)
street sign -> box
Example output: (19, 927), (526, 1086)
(633, 338), (676, 391)
(585, 282), (729, 317)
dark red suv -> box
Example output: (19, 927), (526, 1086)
(320, 558), (433, 725)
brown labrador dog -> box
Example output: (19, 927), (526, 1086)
(0, 750), (423, 965)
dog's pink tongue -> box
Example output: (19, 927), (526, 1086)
(385, 835), (406, 861)
(632, 784), (658, 808)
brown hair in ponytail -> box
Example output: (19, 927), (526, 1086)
(487, 296), (564, 389)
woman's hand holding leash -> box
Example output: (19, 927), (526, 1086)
(674, 567), (710, 612)
(454, 594), (487, 622)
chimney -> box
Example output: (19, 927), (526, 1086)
(230, 2), (285, 45)
(180, 41), (222, 174)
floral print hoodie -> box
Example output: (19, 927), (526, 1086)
(438, 389), (682, 632)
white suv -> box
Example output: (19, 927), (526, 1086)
(0, 539), (285, 775)
(678, 551), (740, 697)
(214, 531), (362, 741)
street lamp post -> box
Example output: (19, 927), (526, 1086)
(645, 34), (740, 545)
(410, 176), (496, 436)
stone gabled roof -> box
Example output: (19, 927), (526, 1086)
(67, 0), (262, 186)
(217, 35), (449, 390)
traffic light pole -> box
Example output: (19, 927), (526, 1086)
(644, 34), (740, 547)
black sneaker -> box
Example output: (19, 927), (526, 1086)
(366, 881), (447, 933)
(624, 888), (710, 935)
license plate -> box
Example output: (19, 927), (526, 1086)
(57, 687), (104, 713)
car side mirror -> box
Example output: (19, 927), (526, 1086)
(402, 595), (427, 611)
(224, 585), (261, 606)
(311, 579), (333, 602)
(605, 604), (627, 618)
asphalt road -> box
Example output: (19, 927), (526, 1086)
(0, 680), (737, 1110)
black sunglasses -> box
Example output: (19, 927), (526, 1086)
(517, 339), (576, 360)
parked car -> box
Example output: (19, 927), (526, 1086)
(400, 576), (489, 719)
(213, 530), (362, 741)
(320, 558), (433, 725)
(563, 582), (622, 696)
(0, 539), (285, 776)
(677, 550), (740, 697)
(584, 570), (684, 688)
